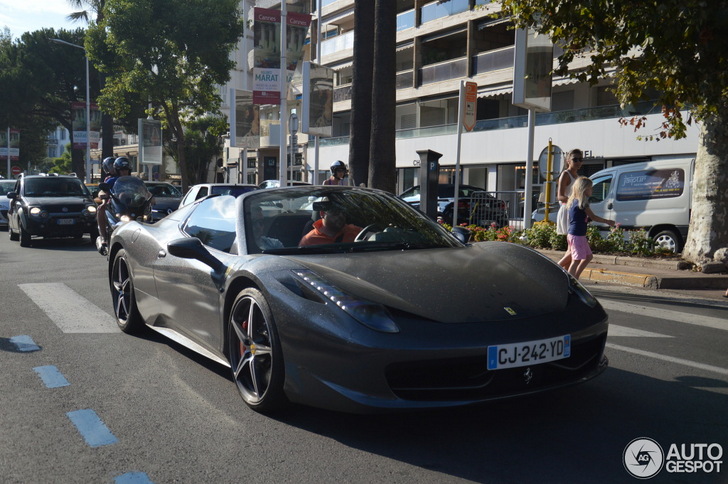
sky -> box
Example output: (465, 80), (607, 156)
(0, 0), (83, 39)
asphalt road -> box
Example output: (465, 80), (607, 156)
(1, 233), (727, 484)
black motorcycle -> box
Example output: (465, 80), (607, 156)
(96, 176), (153, 255)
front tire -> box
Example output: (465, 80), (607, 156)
(19, 223), (30, 247)
(110, 249), (144, 334)
(652, 229), (681, 253)
(227, 288), (286, 413)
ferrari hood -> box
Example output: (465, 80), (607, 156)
(287, 243), (570, 323)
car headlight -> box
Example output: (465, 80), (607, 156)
(29, 207), (48, 218)
(84, 205), (97, 215)
(568, 274), (598, 308)
(293, 269), (399, 333)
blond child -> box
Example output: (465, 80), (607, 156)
(566, 177), (616, 279)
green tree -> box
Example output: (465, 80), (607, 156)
(500, 0), (728, 267)
(0, 28), (92, 176)
(87, 0), (244, 193)
(165, 114), (227, 185)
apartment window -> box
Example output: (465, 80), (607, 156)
(421, 0), (470, 24)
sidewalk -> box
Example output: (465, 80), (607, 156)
(538, 249), (728, 301)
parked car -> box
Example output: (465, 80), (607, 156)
(179, 183), (258, 209)
(531, 202), (560, 223)
(0, 179), (16, 229)
(144, 181), (183, 222)
(106, 185), (608, 414)
(7, 174), (98, 246)
(399, 184), (509, 227)
(258, 179), (311, 189)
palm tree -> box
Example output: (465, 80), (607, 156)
(348, 1), (374, 187)
(368, 0), (396, 193)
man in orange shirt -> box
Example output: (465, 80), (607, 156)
(299, 206), (361, 246)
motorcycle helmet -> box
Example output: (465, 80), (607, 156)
(102, 157), (115, 175)
(330, 160), (347, 174)
(114, 156), (132, 172)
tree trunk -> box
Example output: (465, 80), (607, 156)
(348, 0), (374, 187)
(368, 0), (396, 193)
(682, 112), (728, 268)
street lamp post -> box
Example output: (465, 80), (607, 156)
(51, 38), (91, 183)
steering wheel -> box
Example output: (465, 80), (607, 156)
(354, 223), (383, 242)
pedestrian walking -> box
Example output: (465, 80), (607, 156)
(556, 149), (584, 270)
(566, 176), (616, 280)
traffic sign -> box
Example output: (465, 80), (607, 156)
(11, 165), (22, 176)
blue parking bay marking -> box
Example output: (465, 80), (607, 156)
(33, 365), (70, 388)
(115, 472), (154, 484)
(67, 409), (118, 447)
(10, 335), (41, 352)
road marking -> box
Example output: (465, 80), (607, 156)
(606, 343), (728, 377)
(67, 409), (118, 447)
(33, 365), (70, 388)
(601, 300), (728, 331)
(114, 472), (155, 484)
(9, 335), (41, 352)
(609, 325), (672, 338)
(19, 283), (118, 333)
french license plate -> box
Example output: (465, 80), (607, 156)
(487, 335), (571, 370)
(57, 218), (75, 225)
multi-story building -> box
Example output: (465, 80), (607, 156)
(221, 0), (698, 207)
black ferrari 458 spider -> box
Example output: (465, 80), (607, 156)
(107, 185), (608, 413)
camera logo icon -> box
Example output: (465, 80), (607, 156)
(624, 437), (665, 479)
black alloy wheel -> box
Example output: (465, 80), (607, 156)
(228, 288), (286, 412)
(110, 249), (144, 333)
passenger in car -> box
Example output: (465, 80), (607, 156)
(299, 204), (361, 246)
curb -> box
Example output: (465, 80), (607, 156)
(580, 267), (658, 289)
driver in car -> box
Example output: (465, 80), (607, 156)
(299, 204), (361, 246)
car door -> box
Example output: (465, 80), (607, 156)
(152, 197), (237, 352)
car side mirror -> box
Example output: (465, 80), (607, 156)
(7, 191), (16, 199)
(451, 226), (471, 244)
(167, 237), (226, 273)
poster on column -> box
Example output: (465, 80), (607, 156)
(301, 62), (334, 138)
(138, 119), (163, 165)
(0, 129), (20, 160)
(234, 90), (260, 149)
(71, 102), (101, 149)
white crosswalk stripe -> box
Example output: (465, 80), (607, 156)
(19, 283), (118, 333)
(608, 325), (672, 338)
(600, 300), (728, 331)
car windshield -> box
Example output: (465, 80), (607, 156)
(211, 185), (257, 197)
(243, 187), (462, 255)
(23, 178), (89, 197)
(0, 181), (14, 195)
(147, 183), (182, 197)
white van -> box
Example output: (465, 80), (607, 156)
(588, 158), (694, 252)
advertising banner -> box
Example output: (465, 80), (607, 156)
(512, 28), (553, 112)
(301, 62), (334, 137)
(253, 8), (282, 105)
(253, 8), (311, 105)
(138, 119), (163, 165)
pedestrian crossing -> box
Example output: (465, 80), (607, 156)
(18, 283), (118, 333)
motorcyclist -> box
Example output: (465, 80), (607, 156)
(101, 156), (116, 181)
(323, 160), (351, 186)
(97, 157), (133, 254)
